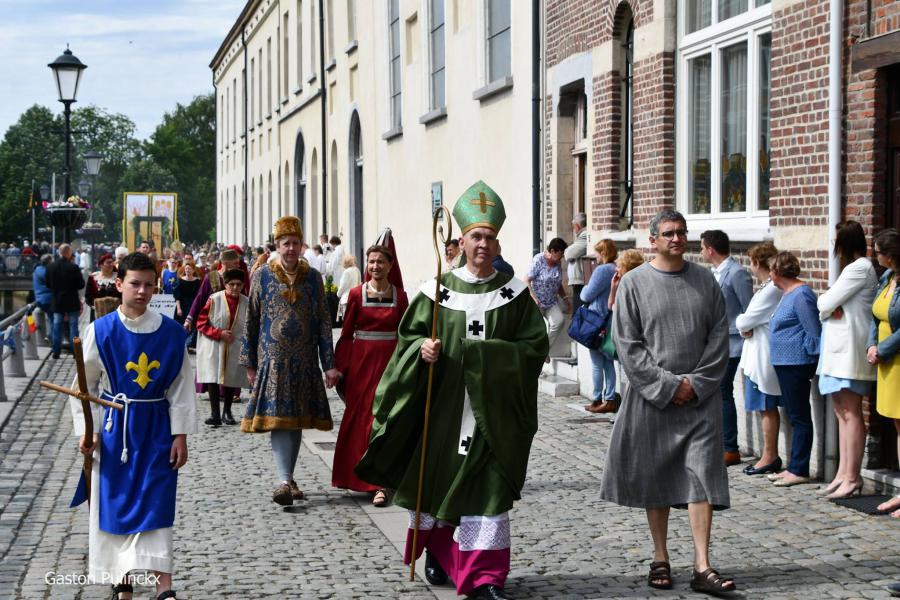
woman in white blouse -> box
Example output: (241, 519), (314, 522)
(336, 254), (361, 321)
(816, 221), (878, 499)
(735, 241), (784, 475)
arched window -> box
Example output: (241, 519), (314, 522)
(330, 141), (338, 235)
(284, 162), (291, 217)
(310, 149), (319, 241)
(268, 171), (273, 239)
(294, 132), (306, 224)
(249, 179), (255, 245)
(259, 174), (264, 244)
(348, 110), (363, 261)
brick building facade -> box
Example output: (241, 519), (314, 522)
(544, 0), (900, 479)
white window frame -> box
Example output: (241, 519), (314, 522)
(297, 0), (304, 86)
(426, 0), (446, 110)
(387, 0), (402, 130)
(676, 1), (772, 238)
(485, 0), (511, 83)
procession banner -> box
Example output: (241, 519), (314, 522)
(122, 192), (178, 251)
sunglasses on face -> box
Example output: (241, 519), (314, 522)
(658, 229), (688, 239)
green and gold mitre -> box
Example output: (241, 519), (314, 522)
(452, 180), (506, 235)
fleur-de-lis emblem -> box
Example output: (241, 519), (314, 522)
(125, 352), (160, 389)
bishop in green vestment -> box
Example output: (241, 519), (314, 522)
(356, 181), (547, 600)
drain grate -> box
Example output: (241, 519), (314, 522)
(831, 494), (894, 515)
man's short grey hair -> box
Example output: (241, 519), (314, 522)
(573, 213), (587, 227)
(649, 209), (687, 237)
(40, 254), (53, 266)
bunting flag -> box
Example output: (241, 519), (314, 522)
(26, 314), (36, 334)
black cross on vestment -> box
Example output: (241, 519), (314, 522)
(499, 287), (514, 300)
(460, 436), (472, 452)
(468, 321), (484, 337)
(438, 288), (451, 303)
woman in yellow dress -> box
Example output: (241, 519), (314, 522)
(868, 228), (900, 517)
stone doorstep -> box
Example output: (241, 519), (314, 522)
(538, 374), (579, 397)
(861, 468), (900, 495)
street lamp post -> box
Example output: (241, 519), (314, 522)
(48, 47), (87, 243)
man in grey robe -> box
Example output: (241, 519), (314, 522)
(600, 209), (736, 595)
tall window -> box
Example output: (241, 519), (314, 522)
(326, 0), (335, 62)
(388, 0), (401, 128)
(572, 93), (587, 215)
(258, 48), (263, 122)
(267, 38), (273, 113)
(297, 0), (304, 84)
(429, 0), (445, 109)
(283, 13), (290, 96)
(310, 0), (317, 75)
(486, 0), (511, 81)
(249, 58), (255, 126)
(679, 0), (771, 221)
(232, 78), (237, 140)
(348, 0), (357, 42)
(620, 17), (634, 226)
(758, 33), (771, 210)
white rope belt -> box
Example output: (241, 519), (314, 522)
(354, 331), (397, 341)
(102, 391), (166, 464)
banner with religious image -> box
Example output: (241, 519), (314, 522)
(122, 192), (179, 251)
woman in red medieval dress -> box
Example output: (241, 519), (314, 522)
(333, 236), (407, 506)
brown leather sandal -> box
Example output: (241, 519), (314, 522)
(372, 489), (388, 507)
(690, 567), (736, 595)
(648, 561), (672, 589)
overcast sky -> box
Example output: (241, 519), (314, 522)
(0, 0), (245, 140)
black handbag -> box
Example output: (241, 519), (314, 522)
(567, 305), (607, 349)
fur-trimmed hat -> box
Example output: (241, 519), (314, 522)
(273, 216), (303, 241)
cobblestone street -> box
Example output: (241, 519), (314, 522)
(1, 356), (899, 599)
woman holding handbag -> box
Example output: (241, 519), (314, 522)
(580, 240), (619, 413)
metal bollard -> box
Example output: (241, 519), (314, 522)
(0, 348), (7, 402)
(5, 327), (25, 378)
(22, 319), (38, 361)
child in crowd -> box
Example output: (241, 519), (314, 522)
(195, 268), (250, 426)
(72, 251), (196, 600)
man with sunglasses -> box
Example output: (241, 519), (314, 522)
(600, 209), (736, 596)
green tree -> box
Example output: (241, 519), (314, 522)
(119, 158), (178, 191)
(0, 105), (65, 240)
(145, 93), (215, 243)
(0, 103), (144, 243)
(70, 105), (143, 233)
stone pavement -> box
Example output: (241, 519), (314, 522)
(1, 355), (899, 599)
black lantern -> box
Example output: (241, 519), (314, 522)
(48, 47), (87, 103)
(77, 178), (91, 198)
(83, 150), (103, 176)
(39, 185), (50, 202)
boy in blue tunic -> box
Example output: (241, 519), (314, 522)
(71, 252), (197, 600)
